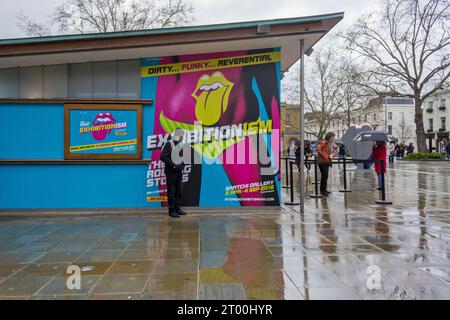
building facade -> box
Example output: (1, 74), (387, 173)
(281, 103), (301, 155)
(423, 89), (450, 152)
(0, 14), (343, 210)
(304, 97), (416, 145)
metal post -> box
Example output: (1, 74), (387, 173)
(310, 159), (322, 199)
(285, 161), (300, 205)
(299, 39), (305, 212)
(283, 157), (290, 189)
(339, 157), (352, 193)
(376, 160), (392, 204)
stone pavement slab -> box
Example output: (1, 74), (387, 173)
(0, 161), (449, 299)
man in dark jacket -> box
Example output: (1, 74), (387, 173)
(406, 143), (415, 155)
(160, 128), (187, 218)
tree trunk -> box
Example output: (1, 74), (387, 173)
(414, 99), (428, 152)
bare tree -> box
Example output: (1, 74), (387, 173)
(396, 117), (415, 143)
(302, 49), (345, 140)
(17, 0), (194, 36)
(341, 0), (450, 152)
(17, 14), (51, 37)
(335, 57), (372, 129)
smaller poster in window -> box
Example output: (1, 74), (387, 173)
(64, 104), (142, 160)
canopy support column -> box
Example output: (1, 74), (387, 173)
(299, 39), (305, 213)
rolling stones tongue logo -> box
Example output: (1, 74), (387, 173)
(92, 112), (116, 141)
(192, 71), (234, 126)
(159, 71), (251, 159)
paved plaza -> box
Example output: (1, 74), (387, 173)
(0, 161), (449, 300)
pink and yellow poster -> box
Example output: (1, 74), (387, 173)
(142, 48), (281, 207)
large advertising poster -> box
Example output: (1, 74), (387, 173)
(142, 48), (281, 207)
(65, 105), (142, 159)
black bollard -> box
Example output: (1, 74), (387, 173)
(310, 158), (323, 199)
(283, 157), (290, 189)
(339, 157), (352, 193)
(311, 156), (320, 185)
(376, 159), (392, 204)
(284, 161), (300, 205)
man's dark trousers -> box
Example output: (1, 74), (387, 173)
(318, 164), (330, 194)
(166, 170), (182, 212)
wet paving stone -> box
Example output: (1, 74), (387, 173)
(35, 275), (100, 296)
(89, 241), (130, 251)
(118, 249), (162, 261)
(75, 250), (123, 263)
(75, 262), (114, 276)
(0, 275), (54, 297)
(91, 275), (148, 294)
(35, 251), (83, 264)
(153, 259), (198, 274)
(1, 161), (450, 299)
(302, 287), (361, 300)
(266, 245), (306, 257)
(286, 269), (347, 288)
(16, 263), (69, 277)
(0, 264), (24, 277)
(145, 273), (197, 293)
(106, 260), (155, 275)
(199, 283), (247, 300)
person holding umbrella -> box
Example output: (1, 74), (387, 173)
(354, 130), (397, 192)
(372, 141), (387, 190)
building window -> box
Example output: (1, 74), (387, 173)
(373, 113), (377, 121)
(286, 114), (291, 126)
(388, 125), (392, 134)
(388, 112), (393, 120)
(429, 118), (434, 131)
(441, 117), (446, 131)
(428, 101), (434, 108)
(0, 60), (141, 99)
(440, 99), (446, 108)
(364, 115), (367, 122)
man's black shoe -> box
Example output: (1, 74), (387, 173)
(169, 211), (180, 218)
(176, 209), (187, 216)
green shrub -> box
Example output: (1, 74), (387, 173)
(404, 152), (444, 160)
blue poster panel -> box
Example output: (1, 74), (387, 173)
(65, 105), (142, 159)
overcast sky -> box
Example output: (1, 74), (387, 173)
(1, 0), (379, 39)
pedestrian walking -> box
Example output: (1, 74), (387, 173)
(316, 132), (335, 196)
(305, 141), (312, 172)
(294, 141), (301, 171)
(388, 142), (395, 163)
(372, 141), (387, 190)
(446, 141), (450, 160)
(395, 143), (400, 159)
(407, 143), (415, 155)
(338, 144), (347, 161)
(398, 143), (406, 159)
